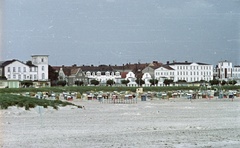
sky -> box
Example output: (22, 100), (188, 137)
(2, 0), (240, 66)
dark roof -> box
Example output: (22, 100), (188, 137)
(168, 62), (210, 65)
(162, 65), (175, 70)
(0, 60), (18, 67)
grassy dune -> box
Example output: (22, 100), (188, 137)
(0, 93), (82, 110)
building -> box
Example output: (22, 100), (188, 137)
(31, 55), (49, 81)
(155, 64), (175, 86)
(167, 61), (213, 83)
(0, 55), (49, 86)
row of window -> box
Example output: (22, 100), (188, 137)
(155, 71), (212, 76)
(176, 77), (210, 82)
(86, 71), (120, 76)
(7, 73), (45, 80)
(155, 72), (174, 76)
(7, 66), (45, 73)
(176, 66), (212, 70)
(8, 67), (27, 73)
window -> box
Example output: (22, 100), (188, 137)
(41, 58), (44, 62)
(8, 67), (10, 72)
(42, 66), (44, 71)
(13, 67), (16, 72)
(8, 74), (10, 79)
(42, 73), (45, 79)
(24, 67), (26, 72)
(18, 67), (21, 72)
(18, 74), (21, 80)
(34, 74), (37, 80)
(24, 75), (26, 79)
(13, 74), (16, 79)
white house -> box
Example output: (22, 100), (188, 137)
(167, 61), (213, 82)
(155, 65), (175, 86)
(142, 72), (152, 86)
(125, 71), (138, 86)
(0, 55), (49, 82)
(86, 71), (121, 85)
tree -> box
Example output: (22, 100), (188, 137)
(106, 79), (115, 86)
(26, 60), (33, 66)
(221, 80), (227, 86)
(21, 80), (33, 87)
(121, 80), (129, 86)
(209, 79), (220, 86)
(57, 80), (67, 86)
(75, 80), (84, 86)
(228, 80), (237, 85)
(163, 79), (173, 86)
(149, 79), (158, 86)
(135, 78), (145, 86)
(177, 80), (187, 83)
(48, 65), (59, 86)
(90, 79), (99, 86)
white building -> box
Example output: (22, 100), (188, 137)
(216, 60), (233, 81)
(31, 55), (49, 81)
(0, 55), (49, 81)
(155, 65), (175, 86)
(167, 61), (213, 82)
(86, 71), (121, 84)
(232, 66), (240, 79)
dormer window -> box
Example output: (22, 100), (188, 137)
(41, 58), (44, 62)
(97, 71), (101, 76)
(116, 72), (120, 76)
(106, 71), (110, 76)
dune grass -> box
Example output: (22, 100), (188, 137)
(0, 93), (82, 110)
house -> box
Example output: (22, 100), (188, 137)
(56, 65), (88, 86)
(0, 55), (49, 88)
(155, 64), (175, 86)
(0, 59), (37, 81)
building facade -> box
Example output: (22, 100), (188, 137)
(0, 55), (49, 82)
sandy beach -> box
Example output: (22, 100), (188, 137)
(1, 97), (240, 148)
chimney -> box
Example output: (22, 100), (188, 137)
(166, 61), (169, 65)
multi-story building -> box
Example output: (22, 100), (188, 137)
(155, 64), (175, 86)
(31, 55), (49, 81)
(232, 66), (240, 79)
(167, 61), (213, 82)
(0, 55), (49, 81)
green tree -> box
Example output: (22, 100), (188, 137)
(121, 80), (129, 86)
(21, 80), (33, 87)
(135, 78), (145, 86)
(209, 79), (220, 86)
(57, 80), (67, 86)
(163, 79), (174, 86)
(149, 79), (158, 86)
(106, 79), (115, 86)
(221, 80), (227, 86)
(228, 80), (237, 85)
(26, 61), (33, 66)
(48, 65), (59, 86)
(90, 79), (99, 86)
(75, 80), (84, 86)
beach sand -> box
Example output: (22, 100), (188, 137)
(1, 98), (240, 148)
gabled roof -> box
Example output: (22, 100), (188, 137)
(162, 65), (175, 70)
(0, 59), (29, 67)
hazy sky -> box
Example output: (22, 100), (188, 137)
(2, 0), (240, 66)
